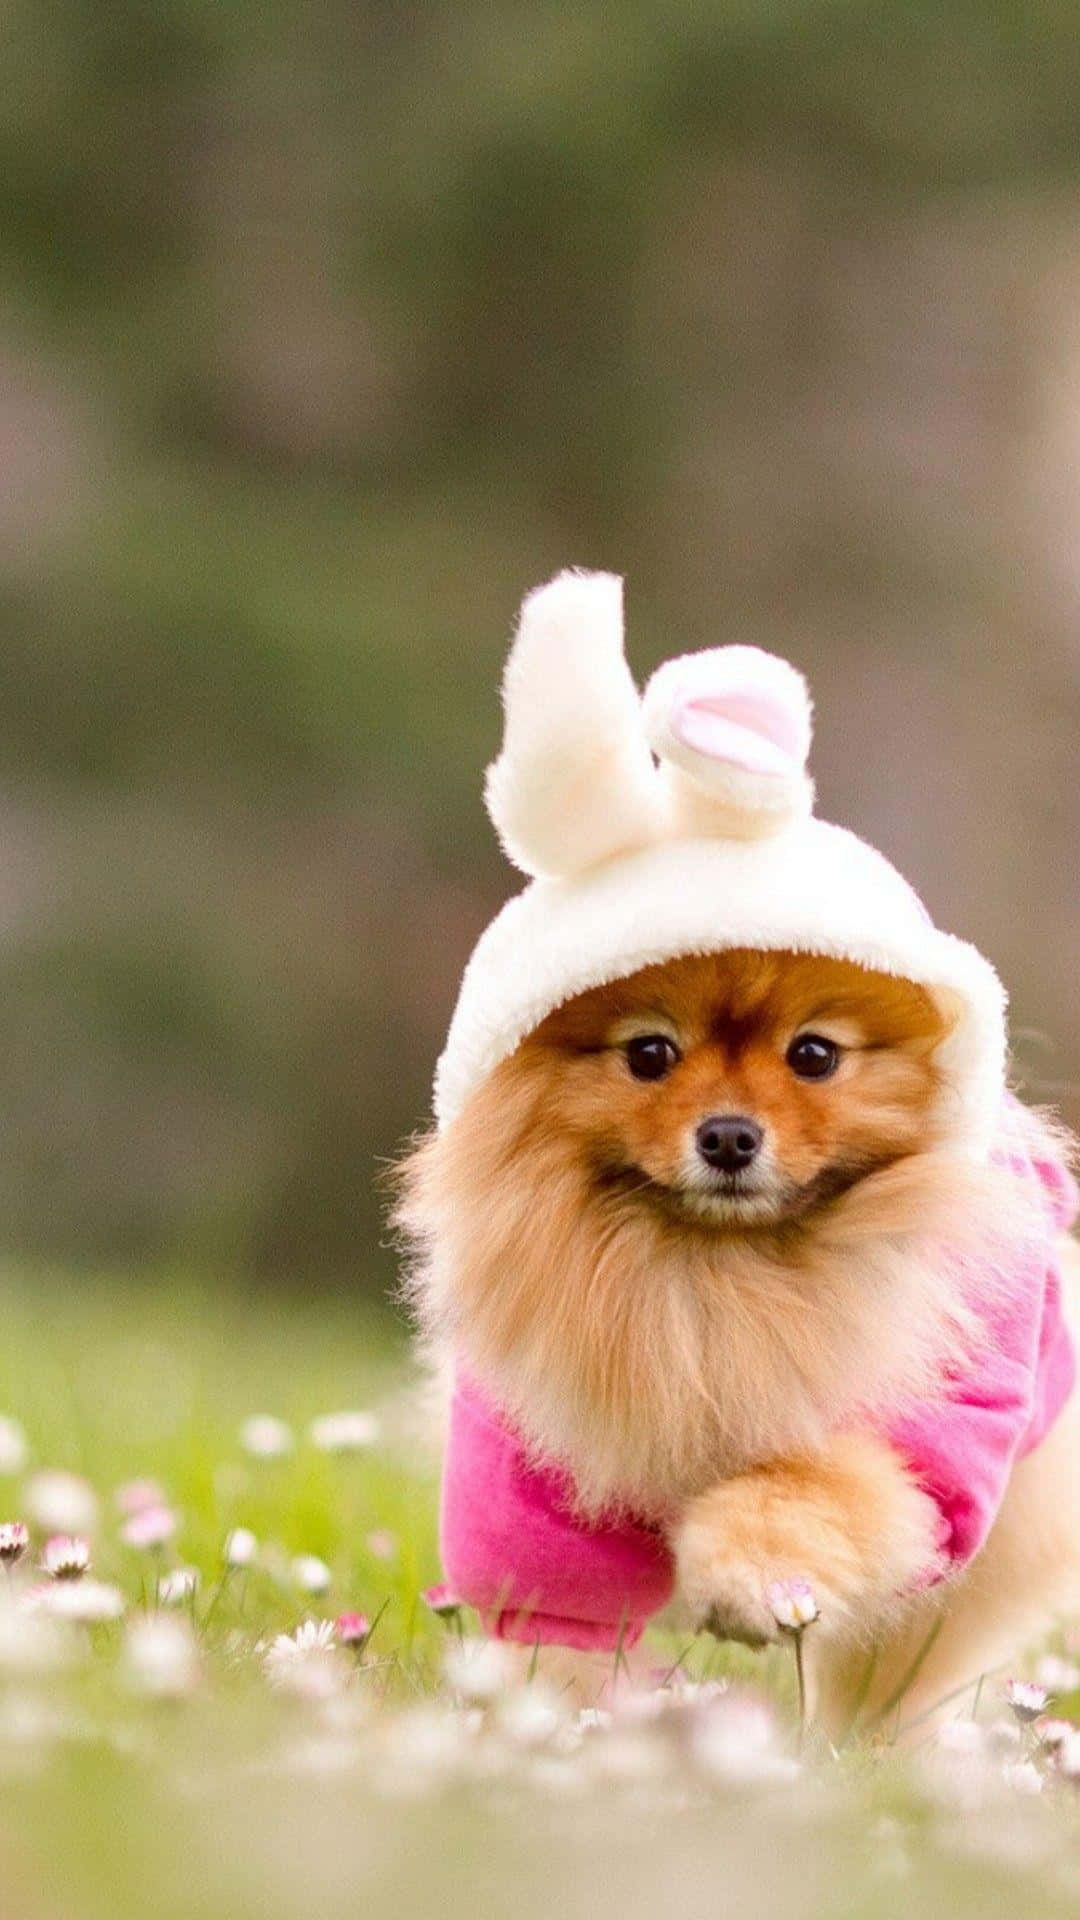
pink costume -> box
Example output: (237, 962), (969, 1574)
(440, 1099), (1077, 1651)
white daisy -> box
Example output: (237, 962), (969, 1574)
(1035, 1716), (1075, 1752)
(24, 1470), (98, 1537)
(308, 1411), (380, 1453)
(1004, 1759), (1043, 1796)
(935, 1718), (985, 1756)
(1035, 1654), (1080, 1695)
(496, 1683), (566, 1748)
(0, 1417), (28, 1477)
(291, 1555), (332, 1595)
(0, 1597), (69, 1671)
(38, 1578), (125, 1623)
(263, 1619), (344, 1699)
(265, 1618), (336, 1666)
(125, 1614), (199, 1697)
(691, 1691), (797, 1787)
(239, 1416), (294, 1460)
(223, 1526), (258, 1568)
(443, 1636), (513, 1703)
(157, 1566), (200, 1606)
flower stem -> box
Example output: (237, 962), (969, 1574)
(202, 1566), (232, 1631)
(793, 1628), (807, 1750)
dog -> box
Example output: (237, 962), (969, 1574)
(397, 570), (1079, 1734)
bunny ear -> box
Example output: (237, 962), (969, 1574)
(643, 645), (814, 840)
(484, 570), (663, 878)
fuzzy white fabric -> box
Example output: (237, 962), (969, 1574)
(643, 644), (815, 840)
(435, 571), (1007, 1155)
(484, 572), (660, 878)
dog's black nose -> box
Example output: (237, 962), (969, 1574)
(695, 1115), (764, 1174)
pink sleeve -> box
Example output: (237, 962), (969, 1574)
(440, 1377), (674, 1651)
(885, 1101), (1077, 1575)
(885, 1314), (1039, 1571)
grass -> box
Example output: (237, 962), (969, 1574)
(1, 1267), (1080, 1920)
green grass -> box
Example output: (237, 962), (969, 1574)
(1, 1269), (1079, 1920)
(0, 1267), (441, 1650)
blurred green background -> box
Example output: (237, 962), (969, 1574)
(2, 0), (1079, 1292)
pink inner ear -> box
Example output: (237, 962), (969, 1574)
(670, 689), (805, 778)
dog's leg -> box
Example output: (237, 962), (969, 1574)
(809, 1379), (1080, 1741)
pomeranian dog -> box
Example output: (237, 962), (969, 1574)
(397, 571), (1080, 1734)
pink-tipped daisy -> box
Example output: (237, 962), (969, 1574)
(1005, 1677), (1050, 1723)
(765, 1577), (819, 1633)
(114, 1478), (168, 1518)
(0, 1521), (29, 1566)
(365, 1530), (397, 1563)
(421, 1583), (462, 1621)
(335, 1611), (371, 1648)
(120, 1505), (178, 1551)
(1035, 1654), (1080, 1695)
(42, 1535), (91, 1580)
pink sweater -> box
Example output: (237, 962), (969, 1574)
(440, 1100), (1077, 1650)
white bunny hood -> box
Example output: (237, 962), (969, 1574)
(434, 570), (1007, 1154)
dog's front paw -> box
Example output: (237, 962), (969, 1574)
(672, 1435), (943, 1649)
(674, 1496), (822, 1647)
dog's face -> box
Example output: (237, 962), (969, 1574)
(520, 949), (951, 1229)
(399, 944), (971, 1508)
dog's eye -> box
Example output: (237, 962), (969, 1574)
(786, 1033), (840, 1080)
(625, 1035), (680, 1081)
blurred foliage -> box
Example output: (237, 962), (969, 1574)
(0, 1), (1077, 1283)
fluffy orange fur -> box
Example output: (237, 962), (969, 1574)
(397, 949), (1058, 1652)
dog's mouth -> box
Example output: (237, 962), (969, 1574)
(599, 1158), (869, 1230)
(597, 1161), (785, 1227)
